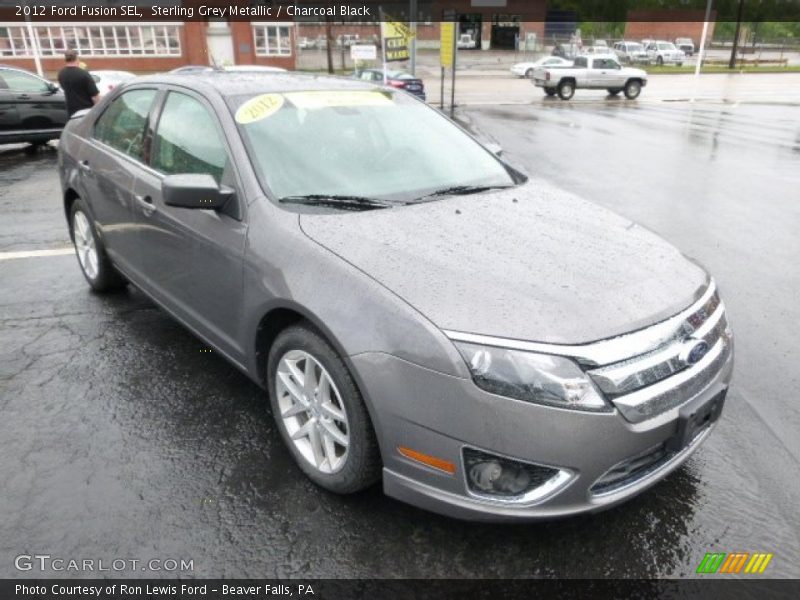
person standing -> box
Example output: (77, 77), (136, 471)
(57, 49), (99, 117)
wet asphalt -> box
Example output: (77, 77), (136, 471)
(1, 96), (799, 579)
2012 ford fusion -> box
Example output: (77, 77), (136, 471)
(57, 72), (733, 520)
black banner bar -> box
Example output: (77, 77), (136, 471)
(3, 579), (800, 600)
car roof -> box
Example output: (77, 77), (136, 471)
(134, 71), (381, 97)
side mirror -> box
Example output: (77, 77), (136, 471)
(47, 82), (59, 93)
(162, 174), (234, 210)
(485, 142), (503, 157)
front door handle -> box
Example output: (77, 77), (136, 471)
(79, 160), (92, 174)
(135, 194), (156, 216)
(16, 94), (31, 100)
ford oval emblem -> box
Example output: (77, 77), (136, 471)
(679, 338), (710, 366)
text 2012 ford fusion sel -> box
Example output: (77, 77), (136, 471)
(58, 72), (733, 521)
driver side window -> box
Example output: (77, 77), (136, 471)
(94, 89), (157, 161)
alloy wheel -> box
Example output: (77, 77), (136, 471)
(275, 350), (349, 474)
(73, 210), (98, 280)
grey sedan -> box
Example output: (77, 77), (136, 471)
(58, 72), (733, 520)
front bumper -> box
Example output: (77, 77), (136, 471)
(351, 334), (733, 521)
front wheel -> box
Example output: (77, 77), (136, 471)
(525, 68), (534, 79)
(544, 87), (556, 96)
(557, 81), (575, 100)
(267, 324), (381, 494)
(69, 198), (127, 292)
(624, 80), (642, 100)
(656, 56), (664, 66)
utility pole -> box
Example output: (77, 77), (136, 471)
(409, 0), (417, 75)
(729, 0), (746, 69)
(325, 18), (334, 74)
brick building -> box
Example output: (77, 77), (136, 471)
(0, 19), (295, 75)
(624, 10), (717, 47)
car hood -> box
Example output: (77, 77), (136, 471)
(623, 67), (648, 78)
(298, 181), (708, 345)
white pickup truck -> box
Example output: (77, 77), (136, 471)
(533, 55), (647, 100)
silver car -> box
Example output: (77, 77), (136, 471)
(58, 72), (733, 520)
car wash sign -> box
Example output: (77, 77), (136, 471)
(381, 16), (414, 62)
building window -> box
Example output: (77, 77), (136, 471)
(253, 25), (292, 56)
(0, 24), (181, 58)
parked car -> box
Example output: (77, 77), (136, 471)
(355, 68), (425, 100)
(583, 45), (618, 57)
(169, 65), (213, 74)
(91, 70), (136, 96)
(675, 37), (695, 56)
(58, 71), (732, 521)
(457, 34), (477, 49)
(297, 37), (317, 50)
(338, 34), (360, 48)
(645, 40), (685, 66)
(533, 55), (647, 100)
(613, 41), (650, 65)
(510, 56), (572, 79)
(171, 65), (287, 75)
(0, 65), (66, 145)
(552, 43), (581, 60)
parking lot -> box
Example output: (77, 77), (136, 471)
(1, 75), (799, 578)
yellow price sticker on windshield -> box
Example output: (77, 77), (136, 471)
(285, 91), (393, 110)
(235, 93), (285, 124)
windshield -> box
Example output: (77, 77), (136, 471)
(628, 43), (643, 51)
(230, 89), (517, 204)
(658, 43), (677, 51)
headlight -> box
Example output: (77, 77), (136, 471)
(453, 342), (609, 412)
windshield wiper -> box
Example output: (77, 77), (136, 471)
(278, 194), (395, 210)
(413, 185), (512, 202)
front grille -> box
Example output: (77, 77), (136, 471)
(585, 282), (733, 423)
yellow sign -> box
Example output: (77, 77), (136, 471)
(286, 91), (393, 110)
(381, 17), (414, 62)
(440, 22), (455, 67)
(235, 93), (284, 124)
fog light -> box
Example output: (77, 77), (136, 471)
(463, 448), (559, 499)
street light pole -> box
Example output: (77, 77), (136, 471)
(409, 0), (417, 75)
(24, 0), (44, 77)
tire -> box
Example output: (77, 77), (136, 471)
(544, 87), (556, 96)
(524, 68), (533, 79)
(677, 62), (683, 67)
(624, 79), (642, 100)
(557, 80), (575, 100)
(267, 323), (381, 494)
(69, 198), (127, 293)
(656, 56), (664, 66)
(607, 88), (622, 96)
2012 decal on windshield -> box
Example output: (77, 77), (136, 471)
(235, 93), (285, 124)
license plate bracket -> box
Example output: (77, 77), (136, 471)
(666, 389), (726, 452)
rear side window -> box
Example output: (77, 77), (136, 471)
(151, 92), (227, 183)
(94, 89), (156, 161)
(573, 57), (587, 68)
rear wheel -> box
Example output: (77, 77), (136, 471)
(69, 198), (127, 292)
(557, 80), (575, 100)
(267, 324), (381, 494)
(524, 68), (534, 79)
(607, 88), (622, 96)
(624, 79), (642, 100)
(544, 87), (556, 96)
